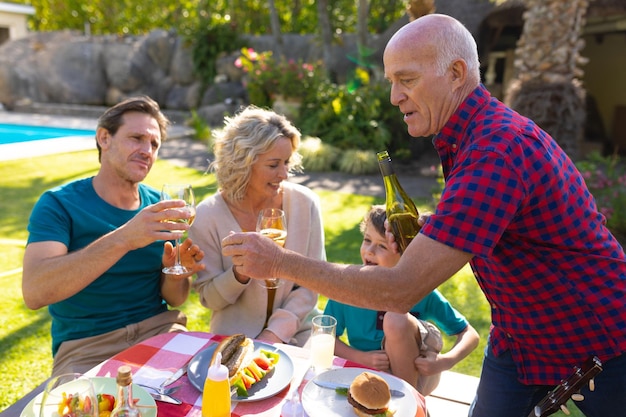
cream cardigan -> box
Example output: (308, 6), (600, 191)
(189, 181), (326, 345)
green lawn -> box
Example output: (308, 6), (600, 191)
(0, 149), (583, 417)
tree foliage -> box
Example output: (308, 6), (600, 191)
(18, 0), (406, 36)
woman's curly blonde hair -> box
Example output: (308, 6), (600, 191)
(210, 106), (303, 202)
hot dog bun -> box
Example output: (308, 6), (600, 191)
(211, 334), (255, 378)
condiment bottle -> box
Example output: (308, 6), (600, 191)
(377, 150), (421, 253)
(110, 365), (141, 417)
(202, 351), (231, 417)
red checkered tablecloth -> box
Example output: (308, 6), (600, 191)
(87, 332), (426, 417)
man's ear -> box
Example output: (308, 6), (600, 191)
(449, 58), (468, 88)
(95, 127), (110, 150)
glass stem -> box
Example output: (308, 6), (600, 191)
(175, 237), (182, 266)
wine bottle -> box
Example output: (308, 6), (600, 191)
(377, 150), (420, 253)
(110, 365), (141, 417)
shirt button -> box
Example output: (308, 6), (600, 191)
(451, 144), (457, 149)
(506, 333), (512, 339)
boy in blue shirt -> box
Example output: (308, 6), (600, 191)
(324, 205), (479, 395)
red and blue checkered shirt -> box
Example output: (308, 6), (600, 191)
(421, 84), (626, 385)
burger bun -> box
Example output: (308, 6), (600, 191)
(348, 372), (395, 416)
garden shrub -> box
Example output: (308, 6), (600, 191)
(190, 21), (245, 88)
(299, 136), (339, 172)
(576, 151), (626, 240)
(299, 80), (391, 152)
(337, 149), (380, 174)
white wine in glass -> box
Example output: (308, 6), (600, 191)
(256, 208), (287, 289)
(161, 184), (195, 275)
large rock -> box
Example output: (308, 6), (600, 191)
(0, 30), (185, 109)
(0, 29), (370, 113)
(170, 38), (196, 85)
(35, 38), (106, 104)
(102, 38), (144, 94)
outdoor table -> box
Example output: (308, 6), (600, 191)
(1, 331), (430, 417)
(86, 331), (427, 417)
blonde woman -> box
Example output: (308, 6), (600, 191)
(189, 106), (325, 346)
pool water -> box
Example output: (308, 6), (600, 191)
(0, 124), (96, 145)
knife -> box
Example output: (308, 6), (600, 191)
(148, 391), (182, 405)
(160, 361), (191, 388)
(313, 379), (405, 398)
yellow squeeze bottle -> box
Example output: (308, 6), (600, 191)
(202, 351), (231, 417)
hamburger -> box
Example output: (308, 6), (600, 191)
(347, 372), (395, 417)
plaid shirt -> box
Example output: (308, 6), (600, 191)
(421, 84), (626, 385)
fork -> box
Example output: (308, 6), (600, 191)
(136, 383), (181, 396)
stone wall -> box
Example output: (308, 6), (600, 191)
(0, 1), (495, 125)
(0, 28), (380, 125)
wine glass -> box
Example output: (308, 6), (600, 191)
(161, 184), (196, 275)
(256, 208), (287, 289)
(39, 373), (98, 417)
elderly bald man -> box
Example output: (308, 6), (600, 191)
(222, 14), (626, 417)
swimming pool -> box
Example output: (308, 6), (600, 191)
(0, 123), (96, 145)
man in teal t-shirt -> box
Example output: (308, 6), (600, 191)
(22, 96), (205, 376)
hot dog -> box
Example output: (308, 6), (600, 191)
(211, 334), (280, 397)
(212, 334), (255, 378)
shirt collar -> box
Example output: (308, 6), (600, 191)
(434, 84), (492, 148)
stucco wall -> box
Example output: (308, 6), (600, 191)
(0, 2), (34, 42)
(582, 32), (626, 144)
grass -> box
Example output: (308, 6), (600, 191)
(0, 149), (583, 417)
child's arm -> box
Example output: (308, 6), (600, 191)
(334, 339), (391, 372)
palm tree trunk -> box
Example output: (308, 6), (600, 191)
(505, 0), (590, 160)
(267, 0), (284, 58)
(316, 0), (334, 80)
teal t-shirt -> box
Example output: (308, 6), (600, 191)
(323, 290), (468, 352)
(27, 177), (168, 355)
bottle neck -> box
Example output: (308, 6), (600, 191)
(378, 159), (396, 177)
(117, 384), (133, 406)
(113, 383), (140, 416)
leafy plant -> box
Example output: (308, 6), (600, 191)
(576, 151), (626, 240)
(235, 48), (325, 107)
(299, 80), (391, 151)
(298, 136), (339, 172)
(186, 110), (212, 143)
(337, 149), (379, 174)
(190, 21), (245, 88)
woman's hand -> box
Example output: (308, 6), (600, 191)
(163, 238), (205, 276)
(256, 329), (283, 344)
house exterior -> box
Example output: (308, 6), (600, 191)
(0, 2), (34, 45)
(472, 0), (626, 153)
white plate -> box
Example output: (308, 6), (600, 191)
(302, 368), (419, 417)
(187, 340), (294, 402)
(20, 377), (157, 417)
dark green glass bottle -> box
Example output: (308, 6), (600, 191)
(377, 150), (420, 253)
